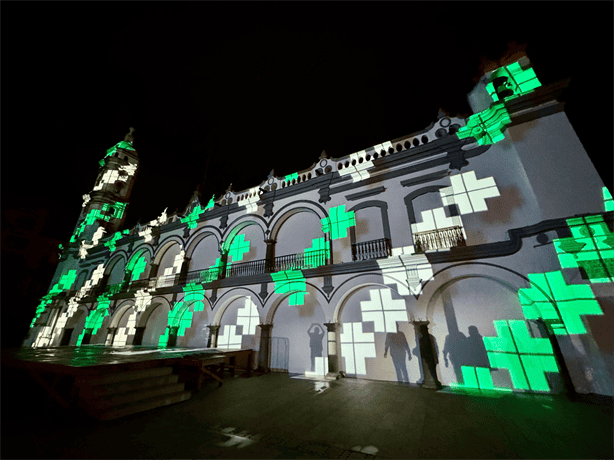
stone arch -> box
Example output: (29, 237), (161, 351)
(331, 279), (411, 324)
(65, 304), (90, 329)
(264, 281), (329, 324)
(152, 235), (185, 266)
(221, 216), (267, 253)
(185, 227), (222, 259)
(269, 201), (328, 242)
(128, 243), (155, 265)
(75, 269), (89, 290)
(108, 299), (136, 328)
(104, 251), (128, 276)
(348, 200), (392, 243)
(137, 296), (173, 328)
(212, 288), (264, 326)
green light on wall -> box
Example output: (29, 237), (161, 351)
(449, 366), (512, 392)
(30, 270), (77, 327)
(272, 270), (307, 306)
(554, 215), (614, 283)
(304, 237), (329, 268)
(603, 187), (613, 212)
(485, 60), (541, 103)
(102, 202), (128, 219)
(227, 234), (250, 263)
(322, 205), (356, 240)
(126, 255), (147, 281)
(482, 320), (558, 392)
(99, 141), (135, 166)
(76, 298), (110, 346)
(519, 271), (602, 335)
(181, 205), (205, 229)
(104, 230), (127, 252)
(456, 104), (511, 146)
(205, 195), (215, 211)
(285, 172), (298, 182)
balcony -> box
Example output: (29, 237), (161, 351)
(413, 226), (466, 253)
(352, 238), (392, 261)
(101, 249), (329, 296)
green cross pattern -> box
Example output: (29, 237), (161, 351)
(485, 61), (541, 103)
(519, 271), (603, 334)
(159, 284), (207, 346)
(30, 270), (77, 327)
(99, 141), (135, 166)
(205, 194), (215, 210)
(104, 231), (127, 252)
(483, 320), (559, 392)
(102, 202), (127, 219)
(285, 172), (298, 182)
(271, 270), (307, 306)
(450, 366), (512, 392)
(304, 237), (329, 268)
(227, 234), (250, 263)
(554, 215), (614, 283)
(76, 297), (110, 346)
(200, 258), (226, 283)
(456, 104), (511, 146)
(322, 205), (356, 240)
(181, 205), (205, 229)
(127, 255), (147, 281)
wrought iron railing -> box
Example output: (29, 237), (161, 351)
(413, 226), (466, 253)
(98, 249), (329, 297)
(352, 238), (392, 261)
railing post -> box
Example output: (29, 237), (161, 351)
(265, 239), (276, 273)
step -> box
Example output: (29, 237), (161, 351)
(82, 382), (186, 411)
(84, 366), (173, 386)
(94, 390), (192, 421)
(79, 373), (179, 398)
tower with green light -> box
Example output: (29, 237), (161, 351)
(70, 128), (139, 245)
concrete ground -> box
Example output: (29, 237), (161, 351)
(2, 368), (612, 459)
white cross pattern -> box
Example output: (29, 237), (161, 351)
(360, 289), (408, 333)
(340, 322), (376, 375)
(217, 325), (242, 349)
(236, 298), (260, 336)
(440, 170), (500, 214)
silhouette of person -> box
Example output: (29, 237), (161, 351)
(466, 325), (489, 368)
(443, 330), (468, 383)
(384, 323), (412, 383)
(307, 324), (324, 372)
(416, 325), (440, 386)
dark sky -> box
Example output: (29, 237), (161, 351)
(3, 2), (612, 242)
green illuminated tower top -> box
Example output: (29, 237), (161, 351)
(71, 128), (139, 244)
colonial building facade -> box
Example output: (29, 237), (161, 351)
(26, 56), (613, 397)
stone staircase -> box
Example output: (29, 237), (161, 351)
(76, 365), (192, 421)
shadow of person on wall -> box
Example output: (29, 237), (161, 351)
(413, 325), (440, 387)
(384, 323), (412, 383)
(307, 324), (324, 372)
(466, 325), (490, 369)
(443, 329), (468, 383)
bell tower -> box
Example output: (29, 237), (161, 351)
(70, 128), (139, 245)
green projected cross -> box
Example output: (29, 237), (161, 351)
(485, 61), (542, 103)
(483, 320), (558, 391)
(554, 215), (614, 283)
(272, 270), (307, 306)
(99, 141), (136, 166)
(30, 270), (77, 327)
(322, 205), (356, 240)
(519, 271), (603, 335)
(104, 230), (128, 252)
(102, 202), (127, 219)
(304, 237), (329, 268)
(181, 205), (205, 229)
(205, 194), (215, 210)
(126, 255), (147, 281)
(76, 297), (110, 346)
(456, 104), (511, 146)
(227, 234), (250, 263)
(450, 366), (512, 392)
(285, 172), (298, 182)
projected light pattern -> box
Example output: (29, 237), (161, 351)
(553, 215), (614, 283)
(227, 234), (250, 262)
(483, 320), (558, 391)
(456, 104), (511, 146)
(102, 202), (127, 219)
(126, 255), (147, 281)
(217, 325), (243, 349)
(236, 298), (260, 336)
(237, 188), (260, 214)
(76, 297), (111, 346)
(519, 271), (602, 335)
(181, 204), (206, 229)
(450, 366), (513, 392)
(30, 270), (77, 328)
(304, 237), (329, 268)
(99, 140), (135, 166)
(82, 194), (90, 208)
(271, 270), (307, 306)
(440, 171), (500, 214)
(161, 250), (185, 280)
(285, 172), (298, 183)
(360, 289), (408, 333)
(104, 230), (129, 252)
(485, 60), (542, 103)
(158, 283), (207, 347)
(603, 187), (613, 212)
(322, 205), (356, 240)
(340, 322), (376, 375)
(337, 150), (375, 182)
(200, 258), (226, 283)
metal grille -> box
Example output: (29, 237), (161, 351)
(413, 226), (466, 252)
(351, 238), (392, 261)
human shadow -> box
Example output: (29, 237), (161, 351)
(413, 325), (440, 386)
(443, 329), (468, 383)
(384, 323), (412, 383)
(307, 324), (324, 372)
(465, 325), (490, 368)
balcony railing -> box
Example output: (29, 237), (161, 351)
(100, 248), (329, 297)
(352, 238), (392, 261)
(413, 226), (466, 253)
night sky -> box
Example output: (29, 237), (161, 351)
(3, 2), (612, 243)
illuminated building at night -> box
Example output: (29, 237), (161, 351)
(25, 56), (613, 397)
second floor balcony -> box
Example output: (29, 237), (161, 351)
(413, 226), (466, 253)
